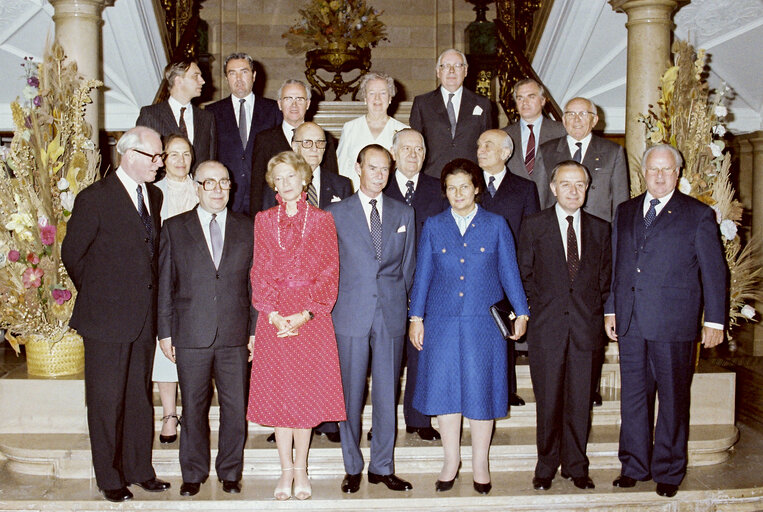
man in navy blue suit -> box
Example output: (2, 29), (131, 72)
(605, 144), (727, 498)
(206, 53), (281, 216)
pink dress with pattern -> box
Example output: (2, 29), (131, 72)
(247, 195), (346, 428)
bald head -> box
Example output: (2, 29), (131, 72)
(292, 122), (326, 170)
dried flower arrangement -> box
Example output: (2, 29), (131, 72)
(639, 39), (762, 338)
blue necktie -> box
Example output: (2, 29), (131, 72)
(488, 176), (497, 197)
(572, 142), (582, 163)
(644, 198), (660, 228)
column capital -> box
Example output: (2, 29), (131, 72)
(610, 0), (689, 14)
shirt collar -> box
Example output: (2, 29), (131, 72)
(440, 85), (463, 104)
(231, 92), (254, 107)
(555, 202), (581, 224)
(395, 170), (419, 193)
(197, 205), (227, 225)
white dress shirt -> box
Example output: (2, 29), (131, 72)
(310, 166), (322, 205)
(555, 203), (581, 259)
(282, 120), (298, 144)
(196, 207), (227, 261)
(642, 189), (674, 218)
(395, 170), (420, 198)
(168, 96), (195, 143)
(116, 167), (151, 215)
(231, 92), (255, 139)
(483, 167), (508, 191)
(566, 133), (593, 161)
(357, 189), (383, 230)
(440, 85), (463, 120)
(520, 116), (544, 159)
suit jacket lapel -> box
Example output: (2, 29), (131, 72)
(349, 194), (377, 258)
(457, 90), (476, 128)
(183, 207), (216, 269)
(160, 101), (179, 130)
(582, 136), (602, 170)
(429, 90), (451, 130)
(380, 196), (396, 261)
(249, 100), (269, 151)
(106, 174), (154, 261)
(220, 97), (243, 150)
(540, 208), (570, 285)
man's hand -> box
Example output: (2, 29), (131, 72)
(409, 321), (424, 351)
(247, 335), (255, 362)
(509, 316), (528, 340)
(701, 326), (724, 348)
(159, 337), (175, 363)
(604, 315), (618, 341)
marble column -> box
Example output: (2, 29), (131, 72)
(49, 0), (111, 139)
(610, 0), (687, 195)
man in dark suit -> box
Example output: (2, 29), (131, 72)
(383, 128), (445, 441)
(262, 121), (351, 211)
(206, 53), (282, 216)
(536, 97), (628, 218)
(477, 128), (540, 407)
(410, 48), (493, 178)
(326, 145), (416, 494)
(605, 144), (727, 498)
(157, 161), (255, 497)
(518, 161), (611, 492)
(249, 79), (339, 215)
(502, 78), (567, 207)
(136, 59), (216, 165)
(62, 127), (170, 503)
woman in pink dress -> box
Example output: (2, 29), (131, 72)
(247, 151), (346, 500)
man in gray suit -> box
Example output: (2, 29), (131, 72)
(326, 144), (417, 494)
(157, 161), (256, 497)
(536, 97), (628, 221)
(502, 78), (567, 207)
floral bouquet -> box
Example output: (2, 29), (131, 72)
(283, 0), (388, 55)
(639, 39), (762, 337)
(0, 42), (102, 354)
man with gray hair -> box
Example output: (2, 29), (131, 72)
(207, 53), (282, 216)
(249, 79), (339, 214)
(410, 48), (493, 178)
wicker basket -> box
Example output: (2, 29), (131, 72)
(24, 330), (84, 377)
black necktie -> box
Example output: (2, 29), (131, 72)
(488, 176), (497, 197)
(566, 215), (579, 282)
(446, 93), (457, 138)
(644, 198), (660, 228)
(369, 199), (382, 262)
(404, 180), (414, 206)
(525, 124), (536, 174)
(136, 185), (153, 256)
(178, 107), (188, 139)
(572, 142), (582, 163)
(238, 98), (247, 147)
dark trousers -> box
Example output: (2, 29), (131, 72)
(529, 336), (593, 479)
(175, 341), (249, 483)
(403, 335), (431, 429)
(83, 322), (156, 490)
(618, 318), (694, 486)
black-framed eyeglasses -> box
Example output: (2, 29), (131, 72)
(131, 148), (164, 163)
(293, 139), (327, 149)
(196, 178), (232, 191)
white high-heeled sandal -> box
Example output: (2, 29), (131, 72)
(274, 467), (293, 500)
(293, 467), (312, 500)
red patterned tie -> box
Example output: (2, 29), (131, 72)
(525, 124), (535, 174)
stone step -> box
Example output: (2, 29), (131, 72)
(0, 423), (738, 480)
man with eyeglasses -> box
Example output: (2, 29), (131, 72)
(206, 53), (282, 217)
(137, 59), (216, 168)
(536, 97), (628, 221)
(157, 160), (256, 497)
(605, 144), (726, 498)
(62, 126), (170, 502)
(249, 79), (340, 215)
(410, 48), (493, 178)
(501, 78), (567, 207)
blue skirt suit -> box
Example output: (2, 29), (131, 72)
(408, 207), (530, 420)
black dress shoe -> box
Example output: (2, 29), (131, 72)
(341, 473), (362, 493)
(367, 428), (373, 441)
(180, 482), (201, 496)
(510, 393), (525, 406)
(368, 472), (413, 491)
(473, 480), (492, 494)
(219, 479), (241, 494)
(592, 391), (603, 407)
(266, 432), (276, 443)
(572, 476), (595, 489)
(656, 482), (678, 497)
(613, 474), (637, 488)
(532, 476), (553, 490)
(315, 430), (341, 443)
(100, 487), (133, 502)
(406, 426), (441, 441)
(131, 477), (171, 492)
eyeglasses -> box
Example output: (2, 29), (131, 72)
(645, 167), (677, 176)
(196, 178), (232, 191)
(293, 139), (327, 149)
(398, 145), (425, 154)
(438, 63), (466, 71)
(132, 148), (163, 163)
(281, 96), (307, 105)
(563, 111), (596, 121)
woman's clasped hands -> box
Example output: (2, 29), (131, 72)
(269, 310), (312, 338)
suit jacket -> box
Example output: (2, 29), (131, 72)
(604, 191), (727, 341)
(502, 118), (567, 207)
(517, 207), (611, 351)
(480, 169), (540, 242)
(157, 207), (256, 347)
(409, 88), (493, 178)
(382, 172), (447, 244)
(262, 167), (352, 211)
(249, 125), (340, 215)
(205, 95), (282, 216)
(62, 172), (163, 342)
(136, 101), (217, 166)
(537, 134), (628, 220)
(326, 194), (416, 338)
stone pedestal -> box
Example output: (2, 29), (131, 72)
(49, 0), (111, 139)
(610, 0), (687, 194)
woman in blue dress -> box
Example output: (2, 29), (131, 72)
(408, 158), (530, 494)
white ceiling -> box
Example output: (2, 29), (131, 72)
(533, 0), (763, 134)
